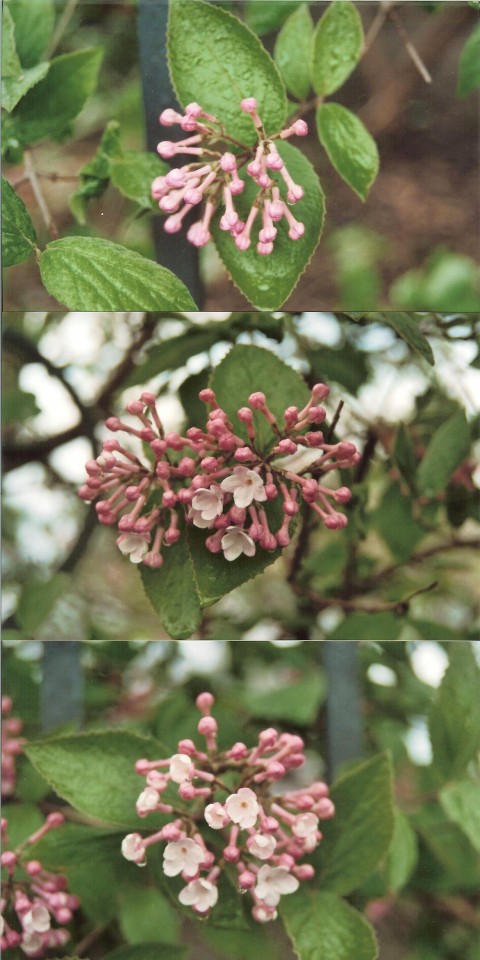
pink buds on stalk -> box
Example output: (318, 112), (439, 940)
(122, 693), (335, 922)
(79, 383), (359, 567)
(152, 99), (308, 255)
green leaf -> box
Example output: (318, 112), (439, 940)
(39, 237), (197, 310)
(168, 0), (287, 144)
(104, 946), (188, 960)
(9, 48), (103, 146)
(69, 120), (123, 224)
(2, 5), (21, 77)
(245, 0), (304, 36)
(374, 482), (424, 563)
(25, 731), (169, 829)
(1, 176), (37, 266)
(2, 60), (50, 114)
(390, 251), (480, 312)
(385, 810), (418, 892)
(209, 343), (310, 453)
(309, 341), (369, 395)
(377, 312), (434, 365)
(8, 0), (55, 68)
(110, 152), (168, 209)
(3, 804), (44, 851)
(327, 611), (403, 641)
(242, 671), (325, 725)
(392, 425), (418, 491)
(212, 140), (325, 309)
(16, 573), (68, 633)
(417, 410), (471, 497)
(140, 520), (202, 640)
(457, 23), (480, 97)
(120, 885), (180, 945)
(314, 753), (395, 895)
(125, 329), (219, 387)
(428, 643), (480, 783)
(281, 890), (378, 960)
(316, 103), (378, 201)
(274, 5), (313, 101)
(311, 1), (363, 96)
(440, 780), (480, 852)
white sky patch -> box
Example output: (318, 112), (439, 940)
(404, 717), (432, 766)
(242, 619), (283, 642)
(296, 313), (342, 347)
(49, 437), (94, 485)
(410, 642), (449, 687)
(19, 365), (80, 433)
(169, 641), (229, 682)
(367, 663), (397, 687)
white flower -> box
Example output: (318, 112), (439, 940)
(191, 487), (224, 525)
(20, 931), (44, 956)
(22, 905), (51, 934)
(272, 446), (321, 474)
(220, 467), (267, 508)
(221, 527), (256, 562)
(205, 802), (227, 829)
(163, 838), (206, 877)
(169, 753), (195, 783)
(121, 833), (146, 864)
(292, 812), (319, 841)
(255, 865), (299, 907)
(178, 878), (218, 913)
(136, 786), (160, 815)
(247, 832), (277, 860)
(225, 787), (259, 829)
(116, 532), (150, 563)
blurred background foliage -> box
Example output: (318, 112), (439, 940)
(2, 309), (479, 642)
(2, 639), (480, 959)
(2, 0), (479, 310)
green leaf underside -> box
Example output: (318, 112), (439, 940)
(417, 410), (471, 497)
(212, 140), (325, 309)
(2, 6), (22, 78)
(69, 120), (123, 223)
(110, 152), (168, 209)
(316, 103), (378, 201)
(140, 518), (202, 640)
(242, 671), (325, 725)
(440, 780), (480, 852)
(39, 237), (197, 310)
(385, 810), (419, 892)
(2, 61), (50, 113)
(168, 0), (287, 144)
(8, 48), (103, 145)
(457, 23), (480, 97)
(281, 890), (378, 960)
(274, 4), (314, 101)
(379, 312), (434, 364)
(428, 643), (480, 783)
(2, 176), (37, 266)
(311, 1), (363, 96)
(314, 753), (395, 894)
(8, 0), (55, 69)
(25, 731), (169, 829)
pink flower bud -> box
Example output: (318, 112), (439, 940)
(295, 863), (315, 880)
(241, 98), (257, 113)
(198, 716), (218, 737)
(157, 140), (177, 159)
(334, 487), (352, 504)
(199, 389), (217, 406)
(224, 845), (240, 863)
(238, 870), (256, 889)
(220, 152), (237, 172)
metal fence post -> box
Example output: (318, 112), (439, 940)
(323, 642), (363, 780)
(41, 643), (84, 732)
(137, 0), (203, 305)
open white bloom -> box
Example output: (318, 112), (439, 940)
(292, 812), (319, 839)
(272, 445), (322, 474)
(191, 486), (224, 524)
(253, 905), (278, 923)
(220, 466), (267, 508)
(255, 865), (299, 907)
(136, 786), (161, 815)
(163, 838), (206, 877)
(21, 932), (44, 956)
(247, 832), (277, 860)
(22, 905), (51, 934)
(221, 526), (256, 562)
(178, 878), (218, 913)
(169, 753), (195, 783)
(121, 833), (146, 864)
(116, 532), (150, 563)
(225, 787), (259, 829)
(205, 801), (227, 829)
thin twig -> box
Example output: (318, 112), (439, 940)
(290, 578), (439, 615)
(45, 0), (80, 59)
(355, 538), (480, 592)
(74, 924), (109, 958)
(387, 5), (432, 83)
(363, 1), (392, 56)
(326, 401), (344, 442)
(23, 151), (59, 240)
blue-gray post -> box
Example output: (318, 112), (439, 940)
(41, 643), (84, 732)
(137, 0), (203, 305)
(323, 642), (363, 780)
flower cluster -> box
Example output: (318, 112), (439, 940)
(2, 696), (26, 799)
(121, 692), (334, 922)
(152, 98), (308, 253)
(1, 814), (80, 957)
(79, 383), (359, 568)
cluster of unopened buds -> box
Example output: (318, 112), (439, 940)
(121, 692), (334, 922)
(152, 98), (308, 253)
(2, 697), (26, 799)
(79, 382), (359, 568)
(1, 814), (80, 956)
